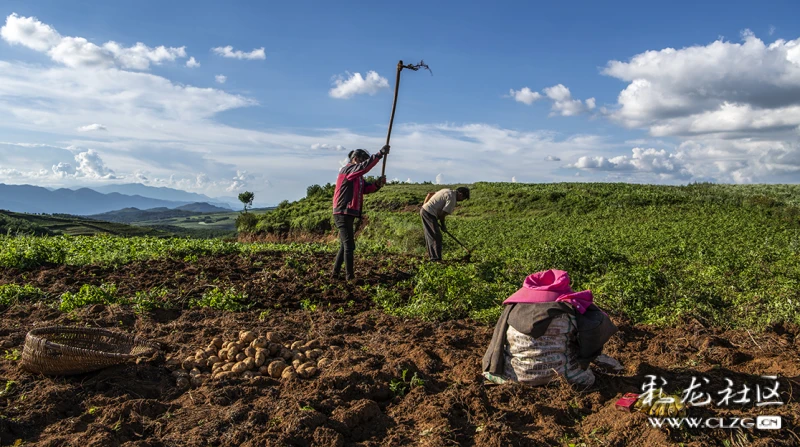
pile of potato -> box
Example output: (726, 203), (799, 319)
(170, 330), (334, 388)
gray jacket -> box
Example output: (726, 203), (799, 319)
(482, 302), (618, 375)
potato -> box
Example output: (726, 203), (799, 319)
(267, 360), (287, 378)
(217, 350), (227, 361)
(176, 376), (190, 389)
(182, 356), (196, 370)
(228, 345), (241, 357)
(232, 362), (248, 373)
(235, 353), (246, 362)
(242, 371), (255, 379)
(191, 374), (206, 387)
(266, 332), (281, 343)
(213, 371), (238, 380)
(204, 347), (217, 357)
(292, 352), (306, 362)
(255, 350), (267, 367)
(302, 367), (318, 378)
(299, 361), (315, 371)
(212, 362), (224, 373)
(292, 359), (302, 369)
(268, 343), (280, 356)
(280, 348), (293, 361)
(190, 367), (201, 377)
(281, 367), (297, 380)
(290, 340), (304, 351)
(207, 355), (220, 365)
(317, 358), (332, 369)
(244, 347), (256, 358)
(302, 340), (321, 351)
(243, 357), (256, 370)
(195, 349), (208, 359)
(239, 331), (257, 344)
(222, 363), (233, 372)
(251, 337), (268, 349)
(211, 336), (224, 348)
(258, 365), (269, 376)
(307, 349), (324, 360)
(172, 370), (189, 378)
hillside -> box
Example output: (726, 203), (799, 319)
(90, 183), (235, 209)
(0, 209), (170, 237)
(0, 184), (193, 215)
(87, 203), (231, 223)
(244, 182), (800, 329)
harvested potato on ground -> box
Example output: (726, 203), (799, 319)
(212, 362), (223, 373)
(239, 331), (257, 344)
(207, 355), (220, 365)
(280, 348), (293, 361)
(172, 370), (188, 378)
(235, 352), (246, 362)
(212, 336), (224, 348)
(317, 358), (332, 369)
(222, 363), (233, 372)
(182, 356), (196, 370)
(281, 367), (297, 380)
(255, 350), (267, 367)
(302, 340), (321, 351)
(191, 375), (206, 387)
(267, 360), (288, 378)
(242, 371), (255, 379)
(251, 337), (267, 349)
(176, 376), (190, 389)
(297, 365), (318, 379)
(244, 357), (256, 370)
(232, 362), (248, 373)
(298, 361), (315, 371)
(195, 349), (207, 359)
(266, 332), (281, 344)
(307, 349), (324, 360)
(189, 367), (201, 377)
(204, 347), (217, 357)
(290, 341), (304, 351)
(292, 352), (306, 362)
(258, 365), (269, 376)
(213, 371), (238, 380)
(292, 359), (302, 369)
(244, 347), (256, 358)
(218, 350), (228, 361)
(228, 344), (241, 356)
(268, 343), (280, 356)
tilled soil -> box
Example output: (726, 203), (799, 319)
(1, 254), (799, 446)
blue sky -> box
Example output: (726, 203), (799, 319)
(1, 0), (799, 205)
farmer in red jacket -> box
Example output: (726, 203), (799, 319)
(331, 145), (390, 280)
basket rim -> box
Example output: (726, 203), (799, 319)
(25, 325), (159, 359)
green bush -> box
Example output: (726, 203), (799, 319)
(59, 284), (118, 312)
(0, 284), (46, 307)
(190, 287), (250, 311)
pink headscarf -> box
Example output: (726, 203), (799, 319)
(503, 269), (593, 314)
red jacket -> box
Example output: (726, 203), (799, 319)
(332, 153), (383, 217)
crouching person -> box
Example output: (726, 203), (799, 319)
(482, 269), (619, 387)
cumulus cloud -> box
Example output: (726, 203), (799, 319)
(511, 176), (517, 183)
(1, 13), (188, 70)
(509, 87), (542, 105)
(571, 147), (691, 179)
(509, 83), (595, 116)
(215, 74), (227, 84)
(329, 71), (389, 99)
(435, 173), (444, 184)
(77, 123), (107, 132)
(311, 143), (346, 151)
(226, 170), (252, 192)
(51, 149), (116, 179)
(602, 30), (800, 137)
(186, 57), (200, 68)
(212, 46), (265, 60)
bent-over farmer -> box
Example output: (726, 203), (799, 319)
(331, 145), (390, 280)
(420, 186), (470, 261)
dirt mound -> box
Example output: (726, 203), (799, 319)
(1, 258), (799, 446)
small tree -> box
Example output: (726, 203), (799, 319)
(238, 191), (255, 213)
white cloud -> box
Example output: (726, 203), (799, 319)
(186, 56), (200, 68)
(211, 46), (265, 60)
(435, 173), (444, 184)
(215, 74), (227, 84)
(571, 147), (692, 180)
(0, 13), (60, 51)
(329, 71), (389, 99)
(77, 123), (107, 132)
(311, 143), (346, 151)
(543, 84), (595, 117)
(1, 13), (189, 70)
(602, 30), (800, 137)
(509, 87), (542, 105)
(226, 170), (251, 192)
(511, 176), (517, 183)
(50, 149), (115, 179)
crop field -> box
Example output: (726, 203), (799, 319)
(1, 183), (799, 446)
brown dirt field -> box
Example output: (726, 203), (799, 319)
(1, 253), (799, 446)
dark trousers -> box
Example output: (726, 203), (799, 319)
(332, 214), (356, 278)
(420, 209), (442, 261)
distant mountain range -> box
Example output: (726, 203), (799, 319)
(87, 203), (232, 223)
(82, 183), (237, 209)
(0, 183), (234, 215)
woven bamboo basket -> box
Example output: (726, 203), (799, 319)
(21, 326), (159, 376)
